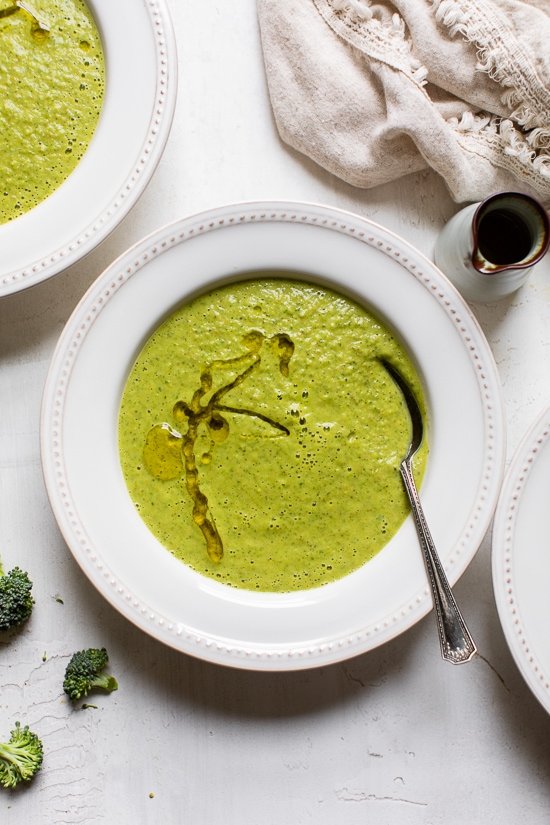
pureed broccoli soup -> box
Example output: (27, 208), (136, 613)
(0, 0), (105, 223)
(118, 279), (428, 593)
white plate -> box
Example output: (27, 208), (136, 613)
(0, 0), (177, 297)
(492, 406), (550, 713)
(41, 201), (505, 670)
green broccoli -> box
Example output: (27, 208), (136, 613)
(0, 563), (34, 632)
(63, 648), (118, 701)
(0, 722), (43, 789)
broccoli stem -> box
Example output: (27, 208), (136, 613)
(91, 674), (118, 694)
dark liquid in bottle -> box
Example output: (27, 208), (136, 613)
(477, 210), (533, 265)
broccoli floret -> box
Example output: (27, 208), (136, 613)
(63, 648), (118, 701)
(0, 565), (34, 632)
(0, 722), (43, 789)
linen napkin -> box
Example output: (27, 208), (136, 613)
(257, 0), (550, 204)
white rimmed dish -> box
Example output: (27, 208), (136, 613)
(492, 406), (550, 713)
(41, 201), (506, 671)
(0, 0), (177, 297)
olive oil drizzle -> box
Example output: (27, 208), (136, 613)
(0, 6), (19, 18)
(143, 331), (294, 563)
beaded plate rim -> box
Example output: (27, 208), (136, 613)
(492, 406), (550, 713)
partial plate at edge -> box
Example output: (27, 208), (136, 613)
(493, 405), (550, 713)
(0, 0), (177, 296)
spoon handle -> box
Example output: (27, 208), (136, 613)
(400, 459), (477, 665)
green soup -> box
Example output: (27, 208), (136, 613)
(0, 0), (104, 223)
(118, 279), (428, 592)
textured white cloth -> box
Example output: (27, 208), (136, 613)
(257, 0), (550, 203)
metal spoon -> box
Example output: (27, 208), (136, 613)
(379, 358), (477, 665)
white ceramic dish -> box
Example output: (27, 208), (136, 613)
(492, 406), (550, 713)
(0, 0), (177, 297)
(41, 201), (505, 670)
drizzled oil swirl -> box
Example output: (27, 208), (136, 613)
(143, 331), (294, 562)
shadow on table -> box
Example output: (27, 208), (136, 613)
(145, 626), (424, 722)
(475, 593), (550, 783)
(65, 550), (422, 721)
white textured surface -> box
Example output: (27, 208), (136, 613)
(1, 1), (550, 821)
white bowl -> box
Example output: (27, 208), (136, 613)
(0, 0), (177, 297)
(41, 201), (506, 670)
